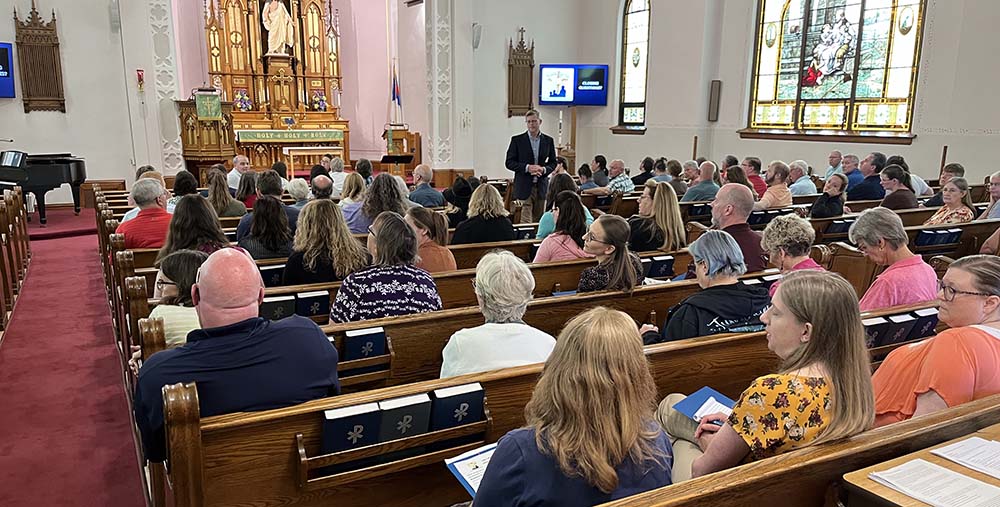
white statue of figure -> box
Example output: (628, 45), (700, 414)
(262, 0), (295, 55)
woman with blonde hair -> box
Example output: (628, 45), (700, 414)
(657, 270), (874, 481)
(450, 183), (516, 245)
(923, 177), (977, 226)
(282, 199), (369, 285)
(338, 172), (366, 207)
(405, 206), (456, 273)
(476, 306), (673, 504)
(628, 180), (686, 252)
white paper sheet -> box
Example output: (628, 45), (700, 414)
(693, 396), (733, 422)
(869, 459), (1000, 507)
(932, 437), (1000, 480)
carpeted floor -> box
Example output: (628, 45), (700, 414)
(0, 235), (144, 506)
(27, 207), (97, 241)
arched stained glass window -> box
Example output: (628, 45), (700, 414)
(619, 0), (650, 128)
(745, 0), (925, 140)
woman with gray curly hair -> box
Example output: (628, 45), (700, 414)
(440, 250), (555, 378)
(760, 214), (825, 297)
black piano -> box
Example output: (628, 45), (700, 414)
(0, 151), (87, 225)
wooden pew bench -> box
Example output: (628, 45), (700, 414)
(154, 302), (944, 507)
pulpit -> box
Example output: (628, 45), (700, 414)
(177, 99), (237, 184)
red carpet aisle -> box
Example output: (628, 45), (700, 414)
(0, 235), (144, 506)
(26, 207), (97, 241)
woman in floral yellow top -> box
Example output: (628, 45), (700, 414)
(923, 178), (976, 226)
(656, 271), (874, 480)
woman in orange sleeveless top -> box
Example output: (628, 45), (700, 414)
(873, 255), (1000, 427)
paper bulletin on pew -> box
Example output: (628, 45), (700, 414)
(445, 442), (498, 497)
(869, 459), (1000, 507)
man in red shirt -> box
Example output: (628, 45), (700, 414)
(115, 178), (172, 249)
(741, 156), (767, 198)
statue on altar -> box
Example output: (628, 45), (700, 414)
(262, 0), (295, 55)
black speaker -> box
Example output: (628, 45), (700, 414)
(708, 80), (722, 122)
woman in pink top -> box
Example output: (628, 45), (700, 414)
(873, 255), (1000, 427)
(533, 191), (594, 263)
(848, 207), (938, 311)
(760, 214), (825, 297)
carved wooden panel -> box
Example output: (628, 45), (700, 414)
(13, 1), (65, 113)
(507, 27), (534, 118)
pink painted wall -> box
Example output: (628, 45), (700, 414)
(334, 0), (391, 161)
(172, 0), (210, 97)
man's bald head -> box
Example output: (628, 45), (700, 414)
(711, 183), (754, 228)
(699, 161), (718, 183)
(192, 249), (264, 329)
(311, 174), (334, 199)
(413, 164), (433, 184)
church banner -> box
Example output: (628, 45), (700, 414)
(235, 129), (345, 142)
(195, 93), (222, 120)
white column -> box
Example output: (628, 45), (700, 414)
(425, 0), (454, 168)
(150, 0), (184, 173)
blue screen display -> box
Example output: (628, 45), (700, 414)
(539, 64), (608, 107)
(0, 43), (14, 99)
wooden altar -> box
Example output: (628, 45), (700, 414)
(183, 0), (350, 172)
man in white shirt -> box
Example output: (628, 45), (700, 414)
(824, 150), (843, 179)
(227, 155), (252, 189)
(788, 159), (817, 196)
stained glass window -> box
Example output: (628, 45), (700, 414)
(747, 0), (925, 136)
(620, 0), (650, 127)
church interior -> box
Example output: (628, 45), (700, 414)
(2, 0), (1000, 506)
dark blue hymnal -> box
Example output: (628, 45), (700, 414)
(908, 308), (939, 341)
(885, 314), (918, 345)
(914, 230), (937, 247)
(378, 394), (432, 442)
(322, 402), (381, 454)
(648, 255), (675, 279)
(259, 265), (285, 287)
(863, 316), (891, 348)
(431, 383), (486, 431)
(672, 386), (735, 423)
(259, 295), (294, 320)
(826, 219), (852, 234)
(343, 327), (387, 361)
(295, 290), (330, 317)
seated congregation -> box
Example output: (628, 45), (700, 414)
(106, 146), (1000, 507)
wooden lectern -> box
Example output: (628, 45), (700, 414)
(177, 99), (237, 185)
(381, 126), (421, 180)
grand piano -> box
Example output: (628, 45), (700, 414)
(0, 151), (86, 225)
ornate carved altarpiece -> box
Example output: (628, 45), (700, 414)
(181, 0), (349, 174)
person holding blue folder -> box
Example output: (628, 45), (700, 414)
(654, 271), (874, 482)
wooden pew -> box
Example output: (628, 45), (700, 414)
(0, 187), (31, 331)
(598, 394), (1000, 507)
(155, 302), (944, 507)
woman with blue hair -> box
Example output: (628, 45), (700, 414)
(640, 230), (771, 344)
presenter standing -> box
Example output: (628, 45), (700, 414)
(505, 110), (557, 223)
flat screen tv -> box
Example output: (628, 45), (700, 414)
(538, 64), (608, 107)
(0, 43), (13, 99)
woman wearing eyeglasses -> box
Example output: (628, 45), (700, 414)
(330, 211), (442, 323)
(578, 214), (643, 292)
(149, 249), (210, 348)
(873, 255), (1000, 426)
